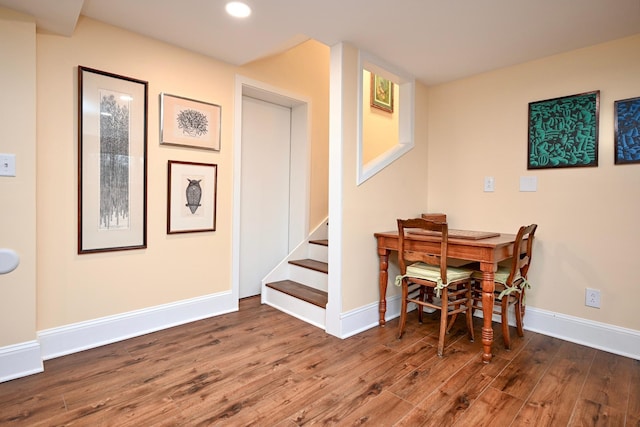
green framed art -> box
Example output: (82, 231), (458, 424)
(528, 91), (599, 169)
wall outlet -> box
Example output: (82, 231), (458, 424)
(585, 288), (601, 308)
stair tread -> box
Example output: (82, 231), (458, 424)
(266, 280), (328, 308)
(309, 239), (328, 246)
(289, 258), (328, 273)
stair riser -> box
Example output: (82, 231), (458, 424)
(288, 266), (328, 292)
(308, 244), (328, 263)
(262, 286), (326, 329)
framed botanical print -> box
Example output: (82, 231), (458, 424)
(161, 93), (221, 151)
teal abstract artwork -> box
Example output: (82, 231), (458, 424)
(528, 91), (599, 169)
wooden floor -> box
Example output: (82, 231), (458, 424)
(1, 297), (638, 426)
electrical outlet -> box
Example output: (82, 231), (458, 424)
(585, 288), (601, 308)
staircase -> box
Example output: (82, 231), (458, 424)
(262, 222), (329, 329)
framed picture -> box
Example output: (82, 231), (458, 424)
(370, 73), (394, 113)
(528, 91), (599, 169)
(78, 66), (148, 254)
(167, 160), (217, 234)
(160, 93), (221, 151)
(614, 96), (640, 165)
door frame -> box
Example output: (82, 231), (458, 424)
(232, 75), (311, 303)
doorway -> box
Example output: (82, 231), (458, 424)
(239, 96), (291, 298)
(233, 76), (310, 301)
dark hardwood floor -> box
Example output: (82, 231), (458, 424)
(1, 296), (638, 426)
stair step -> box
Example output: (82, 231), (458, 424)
(309, 239), (328, 247)
(289, 258), (328, 274)
(265, 280), (328, 308)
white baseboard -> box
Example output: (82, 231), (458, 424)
(523, 307), (640, 360)
(4, 292), (637, 384)
(339, 296), (640, 360)
(38, 291), (236, 361)
(0, 341), (43, 383)
(339, 294), (403, 338)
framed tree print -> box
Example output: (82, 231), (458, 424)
(78, 66), (148, 254)
(167, 160), (217, 234)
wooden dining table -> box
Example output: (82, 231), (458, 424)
(374, 228), (523, 363)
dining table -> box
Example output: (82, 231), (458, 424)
(374, 228), (525, 363)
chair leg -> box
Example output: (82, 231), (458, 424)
(515, 292), (525, 337)
(437, 287), (448, 356)
(501, 297), (511, 350)
(465, 282), (475, 342)
(397, 279), (409, 339)
(446, 287), (458, 333)
(418, 287), (425, 324)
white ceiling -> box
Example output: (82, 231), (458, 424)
(2, 0), (639, 85)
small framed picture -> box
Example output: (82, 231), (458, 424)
(78, 66), (148, 254)
(614, 96), (640, 164)
(160, 93), (221, 151)
(167, 160), (217, 234)
(370, 73), (394, 113)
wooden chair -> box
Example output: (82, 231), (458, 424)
(472, 224), (538, 349)
(396, 218), (475, 356)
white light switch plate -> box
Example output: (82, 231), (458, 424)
(483, 176), (495, 192)
(520, 176), (537, 192)
(0, 154), (16, 177)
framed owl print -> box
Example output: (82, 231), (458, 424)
(167, 160), (217, 234)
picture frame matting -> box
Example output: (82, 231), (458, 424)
(78, 66), (148, 254)
(160, 93), (221, 151)
(167, 160), (217, 234)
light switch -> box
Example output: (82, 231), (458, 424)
(0, 154), (16, 177)
(483, 176), (495, 192)
(520, 176), (537, 192)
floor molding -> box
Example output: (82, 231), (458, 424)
(339, 296), (640, 360)
(38, 291), (236, 361)
(4, 293), (637, 383)
(0, 340), (43, 383)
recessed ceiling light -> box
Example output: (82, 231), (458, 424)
(226, 2), (251, 18)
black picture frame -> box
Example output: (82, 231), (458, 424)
(167, 160), (217, 234)
(614, 96), (640, 165)
(527, 91), (599, 169)
(78, 66), (148, 253)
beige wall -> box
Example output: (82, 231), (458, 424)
(238, 40), (330, 229)
(362, 70), (399, 163)
(338, 44), (429, 312)
(0, 8), (37, 346)
(32, 17), (329, 331)
(426, 34), (640, 331)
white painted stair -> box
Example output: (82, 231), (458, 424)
(262, 221), (328, 329)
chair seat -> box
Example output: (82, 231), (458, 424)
(471, 266), (521, 285)
(472, 267), (526, 299)
(396, 262), (472, 295)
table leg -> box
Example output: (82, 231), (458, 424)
(377, 247), (390, 326)
(480, 264), (497, 363)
